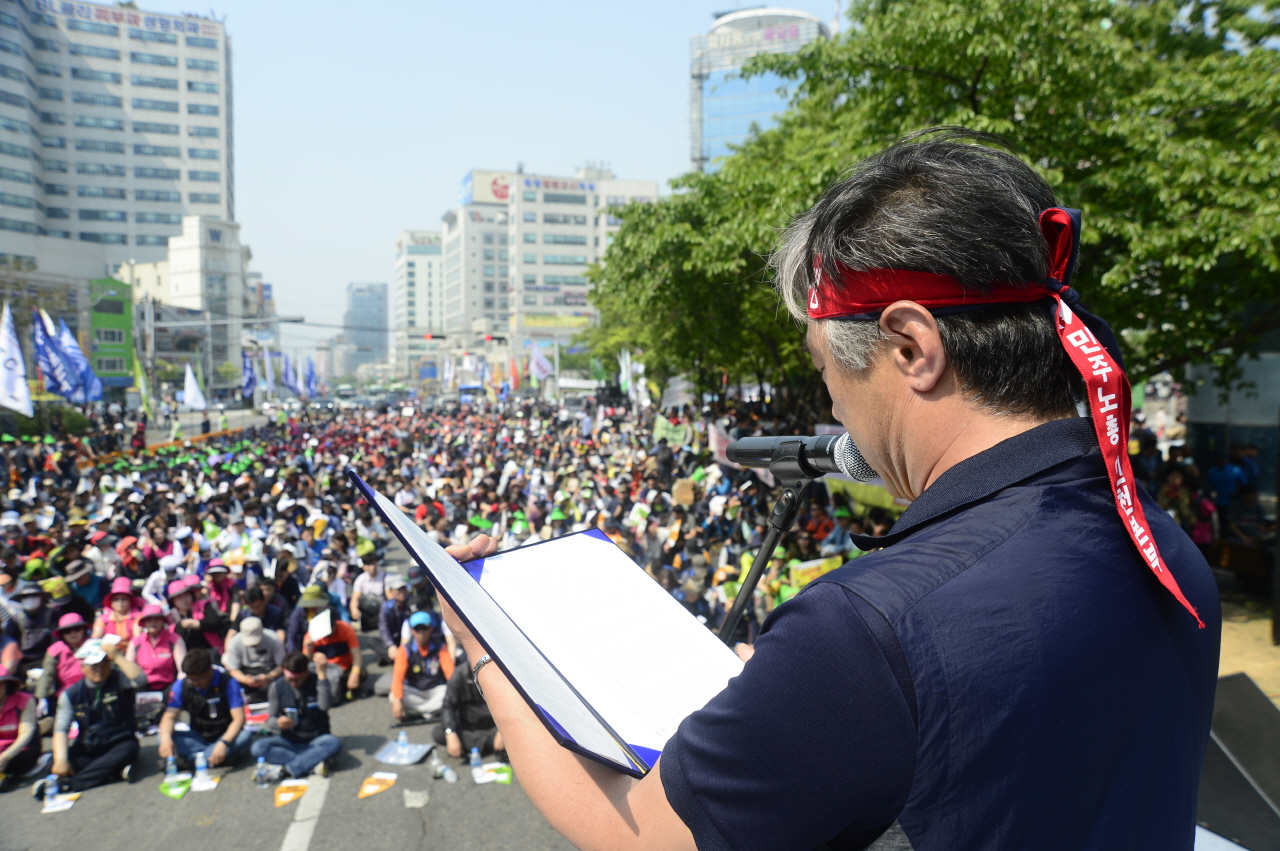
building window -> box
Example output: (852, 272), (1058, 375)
(43, 183), (68, 195)
(75, 116), (123, 130)
(544, 192), (586, 205)
(130, 52), (178, 66)
(41, 136), (65, 148)
(74, 92), (122, 107)
(522, 212), (536, 222)
(68, 44), (120, 60)
(133, 121), (178, 134)
(523, 253), (536, 264)
(499, 297), (508, 309)
(484, 281), (494, 293)
(0, 192), (31, 208)
(128, 29), (177, 44)
(95, 357), (126, 371)
(34, 63), (60, 77)
(79, 209), (126, 221)
(77, 163), (125, 176)
(523, 295), (536, 306)
(76, 139), (125, 153)
(187, 104), (218, 115)
(523, 274), (537, 285)
(134, 166), (179, 179)
(544, 234), (587, 245)
(134, 144), (179, 156)
(187, 36), (218, 49)
(37, 87), (63, 101)
(484, 298), (494, 309)
(522, 190), (536, 202)
(136, 189), (181, 201)
(543, 213), (587, 225)
(187, 81), (218, 94)
(187, 58), (218, 72)
(543, 255), (587, 265)
(188, 192), (220, 203)
(78, 186), (125, 198)
(44, 161), (68, 173)
(483, 249), (494, 261)
(136, 212), (180, 224)
(522, 233), (536, 243)
(44, 207), (69, 218)
(95, 328), (125, 343)
(67, 20), (118, 36)
(131, 75), (178, 89)
(544, 275), (587, 286)
(71, 68), (122, 83)
(132, 98), (178, 112)
(0, 167), (31, 184)
(32, 38), (59, 52)
(188, 148), (218, 160)
(78, 231), (126, 243)
(135, 234), (169, 246)
(482, 234), (494, 245)
(188, 126), (218, 138)
(188, 170), (219, 182)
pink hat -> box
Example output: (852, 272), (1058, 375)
(182, 574), (203, 591)
(107, 576), (133, 601)
(166, 579), (191, 600)
(138, 603), (166, 623)
(55, 612), (90, 635)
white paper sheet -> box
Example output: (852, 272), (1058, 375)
(307, 608), (332, 641)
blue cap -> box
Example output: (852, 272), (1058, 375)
(408, 611), (437, 630)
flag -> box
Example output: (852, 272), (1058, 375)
(617, 349), (632, 396)
(261, 347), (274, 397)
(530, 345), (554, 381)
(241, 350), (256, 398)
(305, 357), (316, 398)
(133, 357), (153, 417)
(509, 356), (520, 392)
(57, 318), (103, 402)
(441, 356), (453, 389)
(589, 357), (608, 382)
(281, 354), (300, 396)
(0, 303), (32, 417)
(183, 363), (207, 410)
(32, 309), (81, 400)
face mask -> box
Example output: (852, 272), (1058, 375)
(22, 597), (42, 613)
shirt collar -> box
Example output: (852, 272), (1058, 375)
(850, 417), (1098, 551)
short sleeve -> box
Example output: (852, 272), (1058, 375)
(660, 583), (918, 851)
(225, 676), (244, 710)
(167, 680), (184, 709)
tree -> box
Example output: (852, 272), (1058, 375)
(588, 0), (1280, 411)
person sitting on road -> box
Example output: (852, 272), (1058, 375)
(157, 649), (252, 771)
(250, 651), (343, 780)
(433, 655), (503, 759)
(93, 576), (141, 642)
(3, 581), (56, 679)
(126, 604), (186, 695)
(35, 613), (91, 705)
(0, 664), (42, 781)
(37, 638), (147, 798)
(389, 611), (453, 722)
(222, 616), (284, 704)
(376, 574), (411, 670)
(227, 586), (285, 644)
(296, 585), (363, 702)
(348, 549), (387, 631)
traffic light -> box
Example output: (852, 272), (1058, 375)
(484, 334), (492, 342)
(423, 333), (445, 340)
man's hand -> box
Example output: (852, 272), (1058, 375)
(446, 730), (462, 758)
(391, 698), (404, 720)
(312, 651), (328, 670)
(52, 758), (73, 777)
(208, 740), (228, 767)
(157, 739), (173, 760)
(180, 618), (200, 630)
(277, 715), (295, 731)
(346, 668), (361, 691)
(735, 643), (755, 663)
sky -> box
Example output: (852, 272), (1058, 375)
(187, 0), (840, 356)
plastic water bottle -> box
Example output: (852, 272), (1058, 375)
(44, 773), (59, 799)
(165, 756), (177, 778)
(194, 751), (208, 782)
(441, 764), (458, 784)
(397, 729), (409, 759)
(469, 746), (485, 783)
(254, 756), (268, 789)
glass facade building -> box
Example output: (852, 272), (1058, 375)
(690, 8), (828, 171)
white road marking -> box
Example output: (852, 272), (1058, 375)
(280, 775), (329, 851)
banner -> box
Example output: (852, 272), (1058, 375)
(0, 303), (32, 417)
(261, 346), (274, 397)
(182, 363), (207, 410)
(305, 356), (316, 398)
(509, 356), (520, 392)
(281, 354), (300, 397)
(530, 345), (554, 381)
(33, 309), (81, 400)
(133, 357), (153, 417)
(241, 350), (256, 398)
(652, 415), (690, 447)
(56, 318), (103, 402)
(788, 556), (843, 589)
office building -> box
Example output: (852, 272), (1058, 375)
(441, 167), (658, 345)
(342, 282), (387, 375)
(0, 0), (232, 267)
(87, 275), (131, 388)
(391, 229), (442, 376)
(690, 8), (828, 171)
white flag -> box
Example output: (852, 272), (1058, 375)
(0, 303), (32, 417)
(530, 345), (554, 381)
(183, 363), (207, 411)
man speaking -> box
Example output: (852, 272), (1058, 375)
(440, 130), (1222, 850)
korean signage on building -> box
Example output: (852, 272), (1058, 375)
(34, 0), (220, 36)
(463, 170), (515, 206)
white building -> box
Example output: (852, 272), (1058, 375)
(0, 0), (232, 273)
(440, 167), (658, 345)
(113, 215), (249, 396)
(391, 229), (442, 376)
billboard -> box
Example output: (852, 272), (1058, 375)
(464, 170), (515, 206)
(523, 313), (591, 328)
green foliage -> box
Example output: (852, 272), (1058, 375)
(214, 361), (240, 382)
(588, 0), (1280, 406)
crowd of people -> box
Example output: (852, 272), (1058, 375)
(0, 393), (1270, 803)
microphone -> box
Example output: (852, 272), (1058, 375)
(726, 433), (877, 482)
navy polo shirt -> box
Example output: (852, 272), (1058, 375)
(661, 418), (1220, 851)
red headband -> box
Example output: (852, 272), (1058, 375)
(805, 207), (1202, 627)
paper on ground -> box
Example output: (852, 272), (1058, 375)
(275, 778), (308, 807)
(477, 532), (743, 757)
(358, 771), (396, 798)
(42, 792), (81, 813)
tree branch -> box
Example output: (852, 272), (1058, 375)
(1143, 303), (1280, 377)
(968, 56), (989, 114)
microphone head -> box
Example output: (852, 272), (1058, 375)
(833, 433), (877, 482)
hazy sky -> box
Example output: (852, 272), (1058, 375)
(191, 0), (839, 356)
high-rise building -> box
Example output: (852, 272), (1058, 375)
(342, 282), (386, 375)
(441, 167), (658, 345)
(0, 0), (233, 270)
(391, 229), (442, 376)
(690, 8), (828, 171)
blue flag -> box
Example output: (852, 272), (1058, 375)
(32, 309), (81, 400)
(241, 350), (256, 398)
(305, 357), (317, 398)
(57, 318), (102, 403)
(281, 353), (301, 397)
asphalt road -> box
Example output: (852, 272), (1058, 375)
(144, 408), (270, 446)
(0, 546), (576, 851)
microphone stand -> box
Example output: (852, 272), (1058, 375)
(717, 442), (815, 646)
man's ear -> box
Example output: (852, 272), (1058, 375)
(878, 301), (948, 394)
